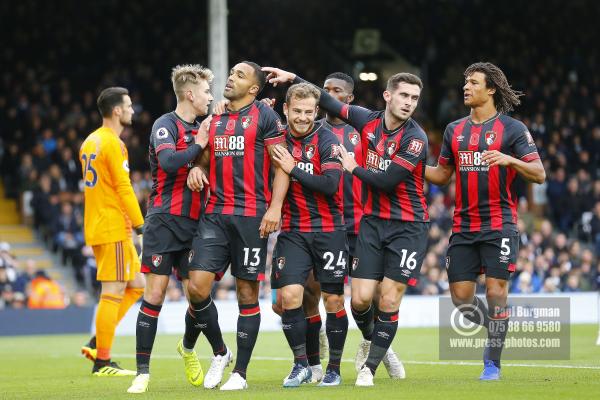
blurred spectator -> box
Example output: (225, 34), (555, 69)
(27, 270), (66, 309)
(13, 259), (37, 293)
(53, 201), (84, 267)
(70, 290), (90, 307)
(0, 242), (18, 281)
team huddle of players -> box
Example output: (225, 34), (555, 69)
(78, 60), (545, 393)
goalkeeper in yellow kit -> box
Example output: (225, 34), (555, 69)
(79, 87), (145, 376)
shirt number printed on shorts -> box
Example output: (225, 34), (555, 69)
(323, 251), (346, 270)
(243, 247), (261, 266)
(399, 249), (418, 270)
(500, 238), (511, 256)
(81, 153), (98, 187)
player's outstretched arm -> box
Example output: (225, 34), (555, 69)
(272, 145), (341, 196)
(262, 67), (297, 87)
(425, 164), (454, 186)
(342, 142), (411, 193)
(263, 67), (373, 132)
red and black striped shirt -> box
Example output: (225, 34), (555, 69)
(320, 118), (364, 235)
(438, 113), (540, 233)
(339, 105), (429, 222)
(281, 123), (344, 233)
(204, 100), (285, 217)
(147, 112), (206, 220)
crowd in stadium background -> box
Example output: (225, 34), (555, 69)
(1, 0), (599, 309)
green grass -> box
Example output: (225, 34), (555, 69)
(1, 325), (599, 399)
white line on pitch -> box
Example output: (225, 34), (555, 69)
(107, 354), (600, 370)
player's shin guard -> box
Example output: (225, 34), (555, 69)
(282, 306), (308, 367)
(351, 304), (374, 341)
(306, 314), (322, 366)
(365, 310), (399, 374)
(326, 308), (348, 374)
(233, 303), (261, 379)
(187, 298), (226, 356)
(95, 293), (123, 363)
(136, 300), (162, 374)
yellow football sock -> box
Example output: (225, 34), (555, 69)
(96, 293), (123, 361)
(117, 287), (144, 322)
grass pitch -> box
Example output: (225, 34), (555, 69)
(1, 325), (599, 399)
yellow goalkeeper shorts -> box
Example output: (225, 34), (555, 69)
(92, 239), (140, 282)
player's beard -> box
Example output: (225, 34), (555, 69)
(120, 114), (133, 126)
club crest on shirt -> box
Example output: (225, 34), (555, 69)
(469, 132), (480, 146)
(349, 132), (360, 146)
(387, 141), (398, 156)
(241, 116), (252, 129)
(304, 144), (316, 160)
(277, 257), (286, 270)
(407, 139), (424, 157)
(184, 135), (193, 143)
(485, 131), (497, 146)
(152, 254), (162, 267)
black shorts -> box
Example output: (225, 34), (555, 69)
(348, 233), (358, 262)
(446, 231), (519, 282)
(271, 230), (348, 290)
(189, 213), (267, 281)
(352, 215), (428, 285)
(141, 213), (198, 279)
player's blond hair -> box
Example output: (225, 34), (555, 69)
(285, 83), (321, 105)
(171, 64), (214, 101)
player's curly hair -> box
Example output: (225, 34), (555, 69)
(171, 64), (214, 101)
(464, 62), (523, 113)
